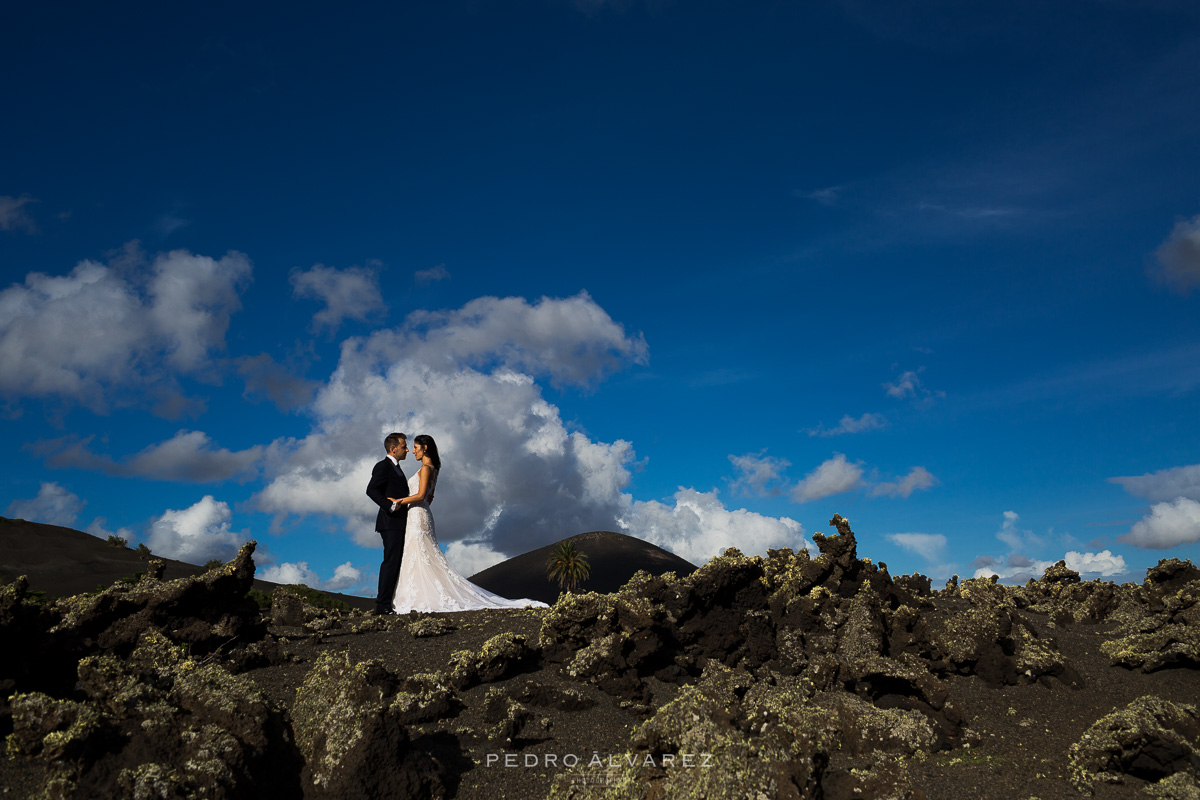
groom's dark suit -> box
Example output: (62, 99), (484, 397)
(366, 456), (408, 614)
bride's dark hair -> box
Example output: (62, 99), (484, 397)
(413, 434), (441, 470)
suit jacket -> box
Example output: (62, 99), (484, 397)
(366, 457), (409, 532)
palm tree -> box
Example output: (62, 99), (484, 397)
(546, 540), (591, 593)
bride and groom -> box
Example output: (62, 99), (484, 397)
(367, 432), (547, 615)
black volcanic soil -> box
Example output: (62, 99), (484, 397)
(2, 515), (1198, 800)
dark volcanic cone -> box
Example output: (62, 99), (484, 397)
(469, 530), (697, 605)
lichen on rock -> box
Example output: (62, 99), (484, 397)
(1068, 695), (1200, 793)
(291, 649), (445, 799)
(545, 661), (832, 799)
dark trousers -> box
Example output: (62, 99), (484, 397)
(375, 527), (405, 613)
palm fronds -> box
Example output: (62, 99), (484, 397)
(546, 540), (591, 592)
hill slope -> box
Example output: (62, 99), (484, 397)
(469, 529), (697, 605)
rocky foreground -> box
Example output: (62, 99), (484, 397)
(2, 515), (1199, 799)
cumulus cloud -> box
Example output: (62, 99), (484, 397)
(1120, 497), (1200, 549)
(261, 560), (364, 592)
(147, 496), (245, 564)
(1152, 213), (1200, 294)
(401, 292), (649, 388)
(415, 264), (450, 285)
(973, 550), (1128, 583)
(728, 452), (791, 497)
(790, 454), (863, 502)
(0, 244), (251, 412)
(251, 293), (650, 556)
(6, 482), (84, 526)
(1109, 463), (1200, 503)
(872, 466), (937, 498)
(246, 292), (811, 567)
(291, 264), (386, 331)
(40, 430), (264, 483)
(619, 488), (808, 565)
(0, 195), (38, 233)
(887, 532), (946, 562)
(807, 412), (887, 437)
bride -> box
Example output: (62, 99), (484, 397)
(389, 434), (548, 614)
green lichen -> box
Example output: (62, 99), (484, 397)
(391, 672), (456, 724)
(115, 762), (185, 800)
(292, 650), (391, 786)
(408, 616), (456, 637)
(1068, 695), (1200, 792)
(568, 633), (622, 679)
(6, 692), (104, 761)
(1013, 624), (1068, 680)
(544, 663), (831, 799)
(1145, 771), (1200, 800)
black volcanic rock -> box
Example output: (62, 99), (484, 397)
(469, 529), (697, 604)
(0, 516), (374, 610)
(3, 514), (1200, 800)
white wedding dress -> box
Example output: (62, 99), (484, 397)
(392, 468), (548, 614)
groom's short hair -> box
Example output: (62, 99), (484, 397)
(384, 432), (406, 452)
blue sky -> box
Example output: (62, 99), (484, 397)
(3, 0), (1199, 595)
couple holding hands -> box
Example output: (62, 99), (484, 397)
(366, 432), (545, 615)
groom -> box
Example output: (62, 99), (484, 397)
(366, 431), (408, 615)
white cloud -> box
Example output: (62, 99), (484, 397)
(400, 292), (649, 388)
(147, 496), (244, 564)
(0, 195), (38, 233)
(807, 412), (887, 437)
(446, 540), (509, 577)
(260, 561), (320, 586)
(884, 370), (922, 399)
(149, 249), (250, 370)
(973, 549), (1128, 582)
(260, 560), (364, 591)
(0, 245), (251, 412)
(251, 293), (650, 554)
(619, 488), (808, 566)
(1110, 463), (1200, 503)
(995, 510), (1043, 552)
(6, 482), (84, 526)
(291, 264), (385, 331)
(327, 562), (364, 591)
(248, 292), (810, 567)
(887, 532), (946, 562)
(883, 367), (943, 404)
(790, 453), (863, 502)
(1120, 497), (1200, 549)
(415, 264), (450, 285)
(728, 452), (791, 496)
(86, 517), (135, 543)
(1065, 550), (1128, 577)
(1152, 213), (1200, 294)
(872, 466), (937, 498)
